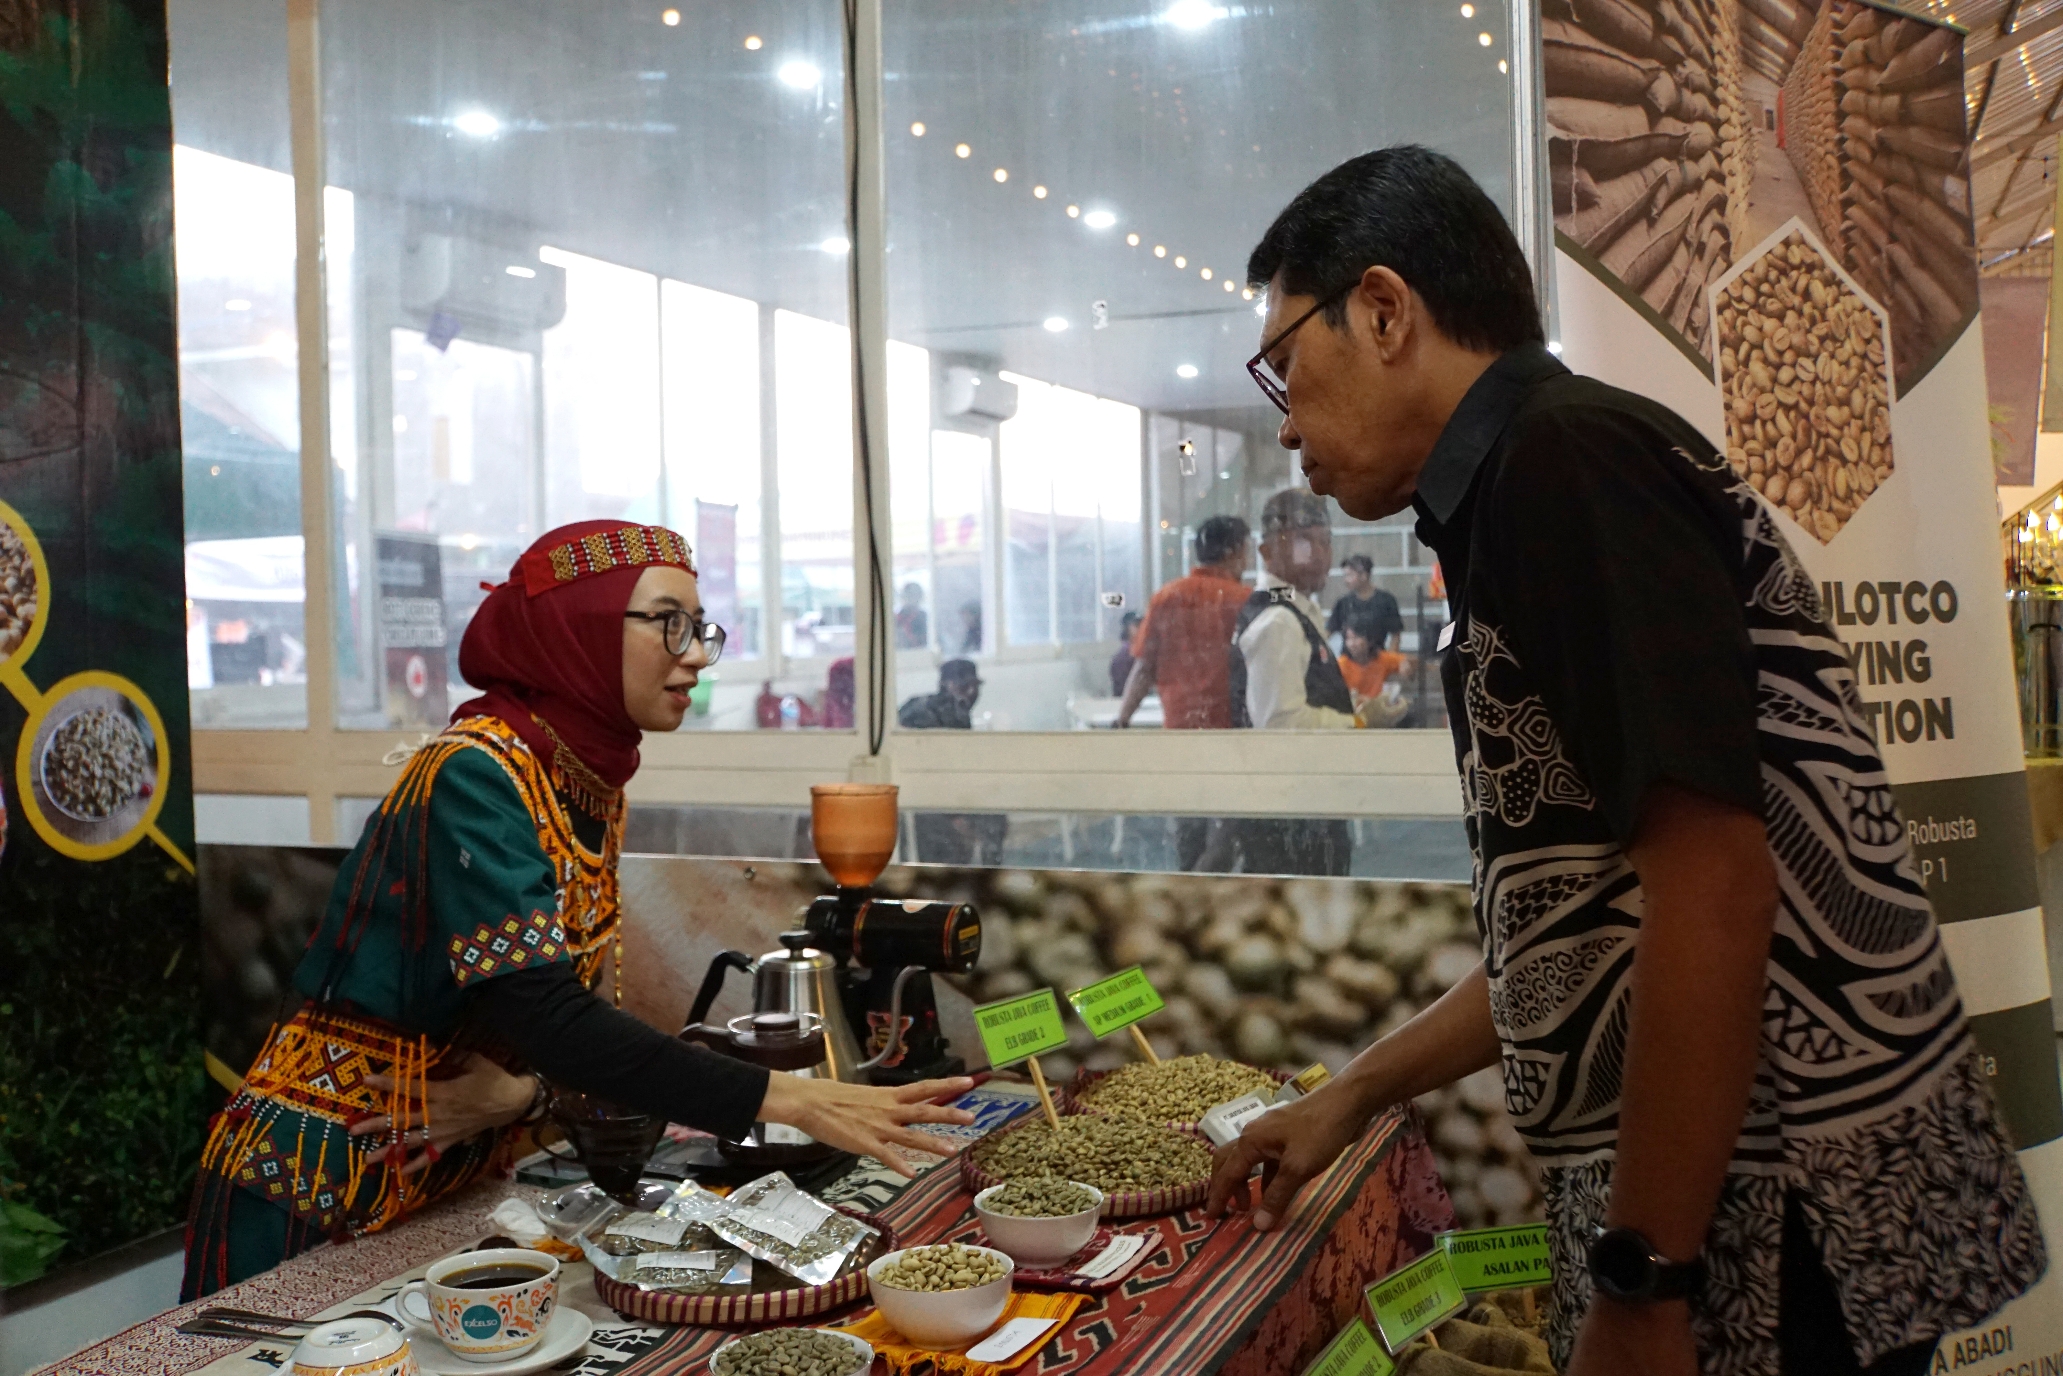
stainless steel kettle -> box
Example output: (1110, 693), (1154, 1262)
(684, 930), (915, 1084)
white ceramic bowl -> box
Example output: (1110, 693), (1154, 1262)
(866, 1245), (1014, 1349)
(708, 1328), (872, 1375)
(973, 1182), (1103, 1266)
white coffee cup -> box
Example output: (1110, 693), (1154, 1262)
(290, 1315), (417, 1376)
(398, 1247), (559, 1363)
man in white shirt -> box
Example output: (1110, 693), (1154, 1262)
(1216, 487), (1358, 874)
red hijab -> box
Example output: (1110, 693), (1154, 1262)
(453, 520), (697, 790)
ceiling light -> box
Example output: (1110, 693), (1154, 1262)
(1154, 245), (1167, 258)
(1176, 363), (1199, 379)
(505, 264), (537, 278)
(1126, 233), (1140, 246)
(1066, 204), (1081, 218)
(1498, 59), (1509, 73)
(820, 235), (851, 254)
(1477, 31), (1493, 45)
(1083, 209), (1117, 229)
(1164, 0), (1226, 28)
(453, 108), (501, 138)
(1223, 279), (1236, 291)
(779, 60), (821, 88)
(745, 34), (763, 49)
(910, 121), (925, 135)
(1200, 266), (1213, 280)
(993, 168), (1008, 182)
(955, 143), (972, 158)
(1043, 316), (1069, 332)
(1033, 185), (1048, 199)
(225, 298), (251, 311)
(1460, 2), (1474, 14)
(1174, 255), (1187, 268)
(661, 8), (680, 24)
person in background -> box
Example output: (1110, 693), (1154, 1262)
(1335, 601), (1407, 709)
(822, 656), (855, 729)
(1325, 551), (1402, 652)
(897, 658), (982, 730)
(1115, 514), (1252, 731)
(1108, 610), (1143, 696)
(1217, 488), (1360, 875)
(1206, 144), (2040, 1376)
(956, 600), (983, 654)
(894, 582), (929, 649)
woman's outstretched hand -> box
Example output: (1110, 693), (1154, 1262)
(759, 1074), (977, 1176)
(350, 1053), (536, 1173)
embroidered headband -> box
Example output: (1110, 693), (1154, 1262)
(516, 524), (697, 597)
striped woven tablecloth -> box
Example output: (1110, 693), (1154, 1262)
(615, 1106), (1454, 1376)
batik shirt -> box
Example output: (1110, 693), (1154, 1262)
(1412, 344), (2043, 1374)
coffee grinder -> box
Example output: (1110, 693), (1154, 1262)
(803, 784), (981, 1085)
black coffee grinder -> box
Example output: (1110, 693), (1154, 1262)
(804, 784), (981, 1085)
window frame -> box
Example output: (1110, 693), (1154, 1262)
(191, 0), (1548, 843)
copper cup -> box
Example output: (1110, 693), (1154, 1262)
(811, 783), (898, 888)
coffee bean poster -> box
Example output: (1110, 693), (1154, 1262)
(0, 0), (205, 1285)
(1554, 2), (2063, 1363)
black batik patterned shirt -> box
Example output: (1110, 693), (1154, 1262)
(1412, 344), (2043, 1375)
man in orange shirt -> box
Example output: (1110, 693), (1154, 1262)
(1115, 514), (1251, 730)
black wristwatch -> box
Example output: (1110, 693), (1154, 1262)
(1587, 1226), (1705, 1302)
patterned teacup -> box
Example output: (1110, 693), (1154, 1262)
(289, 1315), (417, 1376)
(398, 1247), (559, 1363)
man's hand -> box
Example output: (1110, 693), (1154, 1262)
(1565, 1298), (1698, 1376)
(759, 1074), (976, 1177)
(1206, 1082), (1370, 1230)
(351, 1053), (536, 1173)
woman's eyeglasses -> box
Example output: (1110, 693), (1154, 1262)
(1246, 281), (1356, 415)
(624, 609), (726, 663)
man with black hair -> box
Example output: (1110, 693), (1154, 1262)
(896, 658), (981, 730)
(1205, 145), (2041, 1376)
(1115, 513), (1252, 732)
(1326, 552), (1402, 653)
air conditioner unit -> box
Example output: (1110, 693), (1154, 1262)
(941, 365), (1018, 422)
(401, 234), (566, 336)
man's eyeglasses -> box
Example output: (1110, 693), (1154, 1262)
(624, 609), (727, 664)
(1246, 281), (1356, 415)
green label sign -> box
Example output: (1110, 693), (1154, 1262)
(1440, 1225), (1551, 1293)
(973, 988), (1069, 1068)
(1365, 1248), (1465, 1353)
(1066, 966), (1166, 1038)
(1299, 1316), (1395, 1376)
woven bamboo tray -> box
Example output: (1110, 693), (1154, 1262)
(959, 1120), (1213, 1219)
(1056, 1063), (1290, 1131)
(593, 1210), (896, 1328)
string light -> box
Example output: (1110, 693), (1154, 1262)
(1200, 266), (1213, 279)
(1478, 31), (1493, 45)
(744, 34), (762, 48)
(1223, 279), (1236, 291)
(1033, 185), (1048, 198)
(1460, 2), (1474, 13)
(1066, 204), (1081, 217)
(661, 8), (680, 24)
(1154, 245), (1167, 257)
(910, 121), (925, 136)
(955, 143), (971, 158)
(1174, 255), (1187, 268)
(993, 168), (1009, 182)
(1498, 59), (1509, 73)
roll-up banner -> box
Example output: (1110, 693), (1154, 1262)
(1548, 0), (2063, 1362)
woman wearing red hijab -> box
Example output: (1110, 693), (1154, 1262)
(183, 521), (973, 1296)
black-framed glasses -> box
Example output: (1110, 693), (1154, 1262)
(1246, 281), (1356, 415)
(625, 609), (726, 664)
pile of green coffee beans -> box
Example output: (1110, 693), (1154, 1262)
(981, 1178), (1098, 1218)
(970, 1116), (1212, 1194)
(873, 1243), (1008, 1293)
(1077, 1055), (1278, 1125)
(713, 1329), (865, 1376)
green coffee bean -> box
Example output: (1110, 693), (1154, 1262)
(873, 1243), (1008, 1293)
(982, 1178), (1097, 1218)
(1076, 1055), (1277, 1126)
(969, 1116), (1212, 1194)
(713, 1328), (866, 1376)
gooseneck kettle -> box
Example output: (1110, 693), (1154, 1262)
(684, 930), (916, 1084)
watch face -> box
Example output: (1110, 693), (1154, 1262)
(1591, 1229), (1655, 1297)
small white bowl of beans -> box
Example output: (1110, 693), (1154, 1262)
(973, 1179), (1103, 1266)
(866, 1243), (1013, 1349)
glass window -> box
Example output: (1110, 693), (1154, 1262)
(884, 0), (1507, 733)
(320, 0), (853, 732)
(169, 0), (307, 725)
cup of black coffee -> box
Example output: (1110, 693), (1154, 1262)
(398, 1247), (559, 1362)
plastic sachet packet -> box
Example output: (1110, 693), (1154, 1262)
(708, 1171), (880, 1287)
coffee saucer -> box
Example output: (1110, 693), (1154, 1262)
(403, 1308), (593, 1375)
